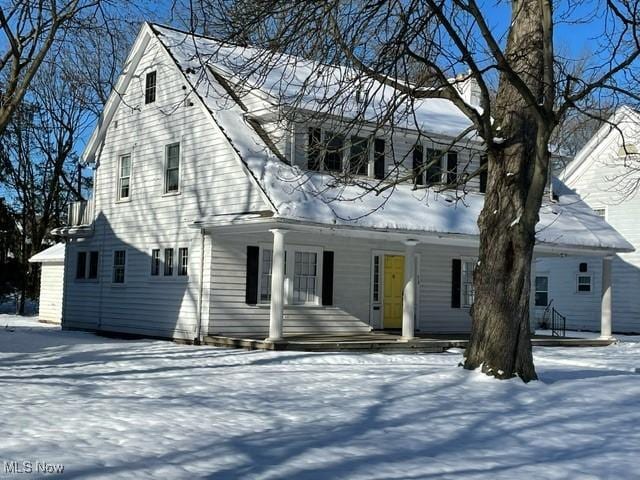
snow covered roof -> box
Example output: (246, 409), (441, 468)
(153, 25), (633, 253)
(29, 243), (65, 263)
(153, 25), (475, 139)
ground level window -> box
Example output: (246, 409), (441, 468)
(151, 249), (160, 276)
(293, 251), (318, 304)
(535, 276), (549, 307)
(178, 248), (188, 276)
(88, 251), (99, 279)
(373, 256), (380, 302)
(260, 249), (273, 302)
(577, 274), (592, 293)
(461, 260), (475, 307)
(164, 248), (174, 276)
(112, 250), (126, 283)
(76, 252), (87, 279)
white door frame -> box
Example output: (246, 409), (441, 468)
(370, 249), (421, 330)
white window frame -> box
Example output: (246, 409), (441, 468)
(163, 142), (181, 195)
(75, 250), (100, 283)
(592, 206), (607, 220)
(150, 248), (161, 276)
(257, 244), (323, 306)
(576, 273), (593, 294)
(461, 257), (477, 308)
(306, 126), (383, 177)
(178, 247), (189, 276)
(112, 249), (127, 285)
(116, 153), (132, 201)
(534, 275), (549, 307)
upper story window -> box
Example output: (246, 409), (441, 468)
(349, 136), (369, 175)
(413, 146), (458, 187)
(307, 127), (385, 178)
(151, 249), (160, 276)
(76, 251), (100, 280)
(593, 207), (606, 218)
(164, 142), (180, 193)
(145, 71), (157, 104)
(117, 153), (131, 200)
(178, 248), (188, 276)
(164, 248), (174, 276)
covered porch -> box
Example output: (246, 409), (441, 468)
(198, 216), (620, 347)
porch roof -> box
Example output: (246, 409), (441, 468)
(154, 25), (634, 255)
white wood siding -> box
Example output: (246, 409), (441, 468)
(209, 231), (480, 337)
(37, 263), (64, 323)
(62, 37), (268, 340)
(540, 122), (640, 333)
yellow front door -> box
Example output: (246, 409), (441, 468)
(383, 255), (404, 328)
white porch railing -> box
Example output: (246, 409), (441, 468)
(67, 199), (94, 227)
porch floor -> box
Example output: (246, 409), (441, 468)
(202, 331), (615, 353)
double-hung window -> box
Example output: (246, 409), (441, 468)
(164, 248), (174, 276)
(178, 248), (188, 276)
(76, 251), (99, 280)
(349, 136), (369, 175)
(76, 252), (87, 279)
(151, 249), (160, 276)
(112, 250), (126, 283)
(461, 259), (476, 307)
(293, 251), (318, 304)
(259, 246), (320, 305)
(165, 143), (180, 193)
(117, 153), (131, 200)
(145, 71), (156, 104)
(535, 276), (549, 307)
(577, 274), (592, 293)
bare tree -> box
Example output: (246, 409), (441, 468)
(0, 55), (93, 313)
(178, 0), (640, 381)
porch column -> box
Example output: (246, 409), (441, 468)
(600, 255), (614, 340)
(267, 228), (287, 342)
(402, 239), (419, 340)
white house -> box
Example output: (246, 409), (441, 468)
(52, 23), (632, 343)
(29, 243), (66, 324)
(536, 107), (640, 333)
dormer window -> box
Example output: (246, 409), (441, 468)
(145, 71), (157, 104)
(306, 127), (384, 178)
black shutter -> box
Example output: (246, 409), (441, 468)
(446, 151), (458, 184)
(322, 251), (334, 306)
(479, 154), (488, 193)
(413, 144), (424, 185)
(451, 258), (461, 308)
(374, 138), (385, 180)
(245, 246), (260, 305)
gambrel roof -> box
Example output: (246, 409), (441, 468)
(81, 23), (635, 254)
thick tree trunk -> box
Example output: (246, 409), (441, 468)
(464, 0), (554, 382)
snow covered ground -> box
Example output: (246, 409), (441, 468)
(1, 315), (639, 479)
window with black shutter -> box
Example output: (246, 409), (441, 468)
(322, 251), (334, 306)
(426, 148), (443, 186)
(374, 138), (385, 180)
(308, 127), (322, 171)
(245, 246), (260, 304)
(413, 144), (424, 185)
(451, 259), (462, 308)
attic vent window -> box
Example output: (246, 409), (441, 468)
(145, 71), (157, 104)
(617, 144), (639, 157)
(579, 262), (588, 273)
